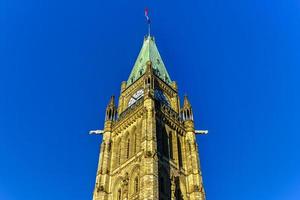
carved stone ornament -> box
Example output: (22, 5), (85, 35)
(123, 172), (129, 187)
(97, 185), (104, 192)
(144, 150), (152, 158)
(194, 185), (200, 192)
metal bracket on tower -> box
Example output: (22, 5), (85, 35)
(195, 130), (208, 135)
(89, 130), (104, 135)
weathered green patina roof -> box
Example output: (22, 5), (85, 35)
(127, 36), (172, 86)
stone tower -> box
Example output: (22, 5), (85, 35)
(92, 36), (206, 200)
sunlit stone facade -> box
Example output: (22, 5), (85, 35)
(92, 36), (206, 200)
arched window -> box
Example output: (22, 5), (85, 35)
(118, 144), (121, 165)
(108, 141), (111, 152)
(175, 184), (182, 200)
(114, 140), (120, 169)
(134, 177), (139, 193)
(177, 137), (183, 168)
(133, 126), (140, 153)
(102, 143), (106, 154)
(188, 141), (192, 154)
(126, 138), (130, 159)
(132, 134), (136, 154)
(162, 127), (168, 157)
(108, 109), (111, 120)
(100, 143), (106, 172)
(117, 189), (122, 200)
(169, 132), (173, 159)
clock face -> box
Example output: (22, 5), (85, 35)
(154, 89), (170, 106)
(128, 89), (144, 107)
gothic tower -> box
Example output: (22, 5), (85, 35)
(92, 36), (206, 200)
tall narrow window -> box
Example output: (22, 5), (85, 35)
(118, 144), (121, 165)
(108, 110), (111, 120)
(100, 143), (106, 172)
(188, 141), (192, 154)
(169, 132), (173, 159)
(126, 138), (130, 159)
(133, 134), (136, 154)
(175, 186), (182, 200)
(114, 141), (120, 169)
(177, 137), (183, 168)
(162, 128), (168, 157)
(102, 143), (106, 154)
(108, 141), (111, 152)
(117, 189), (122, 200)
(134, 177), (139, 193)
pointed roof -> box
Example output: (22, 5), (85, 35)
(127, 36), (172, 86)
(183, 95), (192, 108)
(107, 96), (115, 107)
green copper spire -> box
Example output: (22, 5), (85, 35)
(127, 36), (172, 86)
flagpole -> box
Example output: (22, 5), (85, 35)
(148, 21), (151, 37)
(145, 8), (151, 37)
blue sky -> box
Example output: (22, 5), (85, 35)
(1, 0), (300, 199)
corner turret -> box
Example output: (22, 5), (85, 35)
(181, 95), (194, 121)
(105, 96), (117, 122)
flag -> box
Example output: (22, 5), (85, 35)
(145, 8), (150, 24)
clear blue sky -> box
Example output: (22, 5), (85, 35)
(1, 0), (300, 199)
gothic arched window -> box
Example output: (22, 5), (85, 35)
(118, 144), (121, 165)
(114, 140), (121, 169)
(132, 133), (136, 154)
(133, 126), (140, 153)
(108, 109), (111, 120)
(187, 109), (190, 119)
(188, 141), (192, 154)
(169, 132), (173, 159)
(126, 138), (130, 159)
(177, 137), (183, 168)
(162, 127), (168, 157)
(100, 143), (106, 172)
(102, 143), (106, 154)
(117, 189), (122, 200)
(134, 177), (139, 193)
